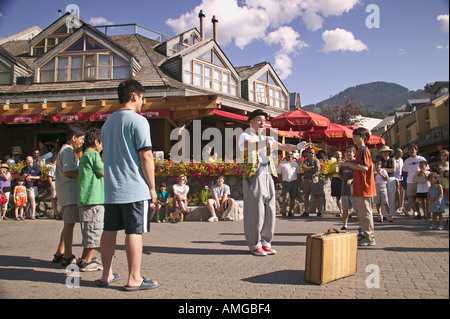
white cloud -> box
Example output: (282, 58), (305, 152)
(0, 12), (5, 18)
(273, 53), (293, 79)
(264, 26), (308, 79)
(246, 0), (361, 31)
(320, 28), (368, 53)
(88, 17), (114, 26)
(437, 14), (449, 33)
(264, 26), (308, 54)
(165, 0), (360, 80)
(436, 44), (449, 50)
(397, 48), (407, 55)
(166, 0), (269, 49)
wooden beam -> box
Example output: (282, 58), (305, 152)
(171, 109), (214, 122)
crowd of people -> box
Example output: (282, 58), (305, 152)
(0, 80), (449, 290)
(276, 140), (449, 237)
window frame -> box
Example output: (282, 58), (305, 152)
(184, 49), (238, 97)
(251, 75), (287, 109)
(0, 60), (12, 85)
(39, 52), (129, 83)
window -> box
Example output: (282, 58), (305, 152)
(66, 36), (106, 52)
(40, 59), (55, 83)
(183, 49), (238, 96)
(56, 56), (69, 81)
(0, 61), (11, 85)
(70, 56), (82, 81)
(167, 33), (200, 56)
(39, 53), (129, 82)
(250, 71), (287, 108)
(31, 24), (78, 56)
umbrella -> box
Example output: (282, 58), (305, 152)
(271, 109), (330, 131)
(301, 123), (353, 146)
(365, 135), (385, 148)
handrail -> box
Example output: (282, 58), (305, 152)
(94, 23), (171, 42)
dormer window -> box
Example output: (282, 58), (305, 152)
(0, 61), (11, 85)
(167, 33), (201, 57)
(31, 25), (79, 56)
(249, 71), (287, 108)
(38, 35), (130, 83)
(39, 53), (129, 82)
(168, 43), (188, 57)
(183, 49), (238, 96)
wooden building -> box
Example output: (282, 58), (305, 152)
(0, 12), (293, 161)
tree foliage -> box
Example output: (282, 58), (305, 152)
(320, 95), (363, 126)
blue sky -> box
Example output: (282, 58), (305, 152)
(0, 0), (448, 106)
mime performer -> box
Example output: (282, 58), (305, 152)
(238, 109), (310, 256)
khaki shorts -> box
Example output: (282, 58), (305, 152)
(406, 182), (417, 197)
(374, 184), (388, 205)
(79, 205), (104, 248)
(303, 177), (321, 196)
(62, 204), (80, 224)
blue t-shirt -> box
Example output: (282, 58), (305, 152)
(157, 190), (170, 203)
(101, 109), (153, 204)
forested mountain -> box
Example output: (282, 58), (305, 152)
(303, 81), (424, 118)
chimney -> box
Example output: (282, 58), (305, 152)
(198, 10), (206, 41)
(212, 15), (218, 43)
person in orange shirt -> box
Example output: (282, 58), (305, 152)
(13, 176), (27, 220)
(340, 127), (376, 246)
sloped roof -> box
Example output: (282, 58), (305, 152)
(0, 45), (33, 72)
(372, 115), (395, 131)
(235, 62), (268, 80)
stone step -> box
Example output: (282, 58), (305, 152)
(154, 200), (244, 222)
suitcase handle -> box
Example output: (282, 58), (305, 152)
(317, 227), (346, 237)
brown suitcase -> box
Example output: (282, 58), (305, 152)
(305, 229), (357, 285)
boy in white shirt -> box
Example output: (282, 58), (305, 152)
(374, 160), (392, 222)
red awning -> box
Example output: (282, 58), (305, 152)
(213, 109), (300, 138)
(1, 114), (42, 124)
(49, 108), (170, 123)
(213, 109), (248, 122)
(89, 111), (115, 122)
(51, 112), (93, 123)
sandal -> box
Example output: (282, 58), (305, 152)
(52, 253), (64, 263)
(61, 255), (77, 267)
(124, 277), (160, 291)
(97, 273), (122, 287)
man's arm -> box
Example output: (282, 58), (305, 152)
(341, 161), (369, 172)
(139, 149), (157, 203)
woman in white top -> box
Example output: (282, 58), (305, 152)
(172, 174), (189, 223)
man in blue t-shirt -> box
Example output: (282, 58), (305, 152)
(99, 80), (159, 291)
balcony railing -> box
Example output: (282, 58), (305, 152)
(418, 123), (449, 147)
(94, 24), (171, 42)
